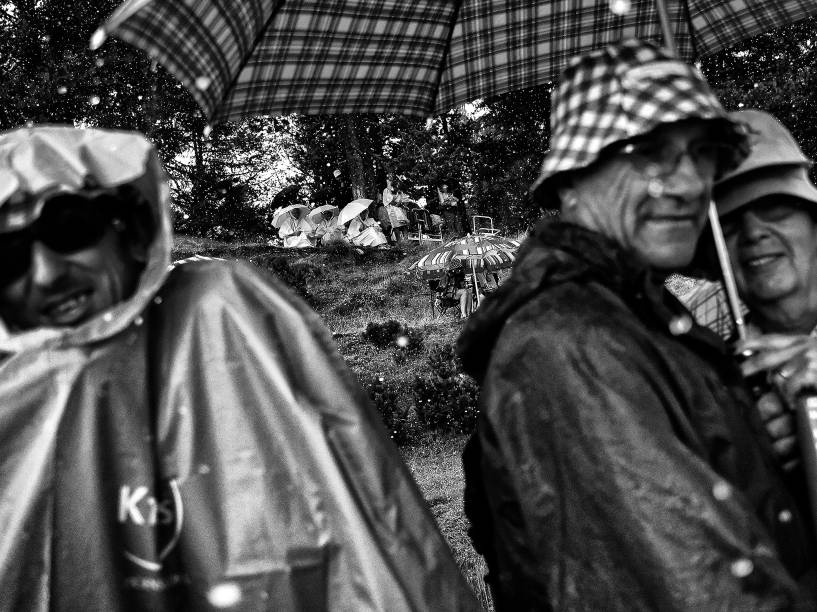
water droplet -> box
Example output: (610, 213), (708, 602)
(202, 125), (212, 138)
(778, 509), (793, 523)
(153, 296), (163, 305)
(737, 102), (745, 108)
(669, 314), (692, 336)
(133, 316), (144, 326)
(95, 58), (105, 68)
(609, 0), (631, 14)
(89, 95), (101, 106)
(57, 85), (68, 95)
(89, 28), (107, 51)
(712, 480), (731, 500)
(25, 120), (34, 128)
(396, 335), (409, 348)
(730, 558), (753, 578)
(206, 582), (242, 608)
(195, 76), (212, 91)
(103, 312), (114, 322)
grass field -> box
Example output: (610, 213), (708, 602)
(173, 235), (494, 609)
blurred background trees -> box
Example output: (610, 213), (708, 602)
(2, 1), (815, 239)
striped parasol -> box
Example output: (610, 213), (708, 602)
(409, 234), (520, 279)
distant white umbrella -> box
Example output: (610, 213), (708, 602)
(308, 204), (338, 223)
(338, 198), (373, 225)
(271, 204), (309, 228)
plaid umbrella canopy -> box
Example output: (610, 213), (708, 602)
(95, 0), (817, 122)
(409, 234), (521, 279)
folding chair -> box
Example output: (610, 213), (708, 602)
(472, 215), (500, 236)
(408, 209), (443, 244)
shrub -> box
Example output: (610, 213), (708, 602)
(362, 376), (421, 446)
(334, 288), (388, 316)
(413, 345), (480, 435)
(255, 255), (312, 298)
(362, 320), (424, 354)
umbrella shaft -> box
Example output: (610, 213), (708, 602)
(654, 0), (678, 55)
(707, 202), (746, 340)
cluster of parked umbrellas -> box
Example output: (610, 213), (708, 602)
(270, 198), (373, 229)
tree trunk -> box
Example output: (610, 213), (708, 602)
(340, 115), (367, 199)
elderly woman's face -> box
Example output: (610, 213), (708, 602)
(722, 197), (817, 326)
(562, 120), (718, 270)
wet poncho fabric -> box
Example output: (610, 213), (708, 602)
(0, 127), (480, 611)
(458, 220), (817, 611)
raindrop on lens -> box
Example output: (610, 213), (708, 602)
(195, 76), (212, 91)
(730, 558), (754, 578)
(57, 85), (68, 95)
(202, 125), (213, 138)
(609, 0), (631, 15)
(89, 28), (107, 51)
(668, 314), (692, 336)
(647, 178), (665, 198)
(206, 582), (242, 608)
(89, 95), (101, 106)
(396, 335), (409, 348)
(712, 480), (731, 500)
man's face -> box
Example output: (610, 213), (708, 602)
(563, 121), (719, 270)
(722, 197), (817, 318)
(0, 194), (142, 330)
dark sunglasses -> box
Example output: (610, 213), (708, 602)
(720, 197), (810, 239)
(0, 192), (119, 287)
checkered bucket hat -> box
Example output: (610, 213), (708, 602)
(530, 39), (749, 203)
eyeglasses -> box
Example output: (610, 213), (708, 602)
(720, 200), (806, 239)
(0, 192), (119, 287)
(615, 138), (732, 179)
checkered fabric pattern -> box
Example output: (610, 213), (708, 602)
(529, 39), (751, 201)
(678, 279), (748, 340)
(102, 0), (817, 121)
(409, 234), (520, 279)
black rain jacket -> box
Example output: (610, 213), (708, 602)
(459, 220), (817, 611)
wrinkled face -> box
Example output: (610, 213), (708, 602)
(0, 194), (142, 330)
(721, 197), (817, 321)
(561, 120), (721, 270)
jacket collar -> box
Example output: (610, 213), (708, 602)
(457, 219), (730, 381)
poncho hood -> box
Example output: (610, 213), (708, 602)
(0, 126), (172, 353)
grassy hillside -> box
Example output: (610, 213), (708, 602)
(173, 236), (493, 609)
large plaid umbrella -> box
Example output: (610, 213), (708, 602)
(409, 234), (521, 280)
(95, 0), (817, 122)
